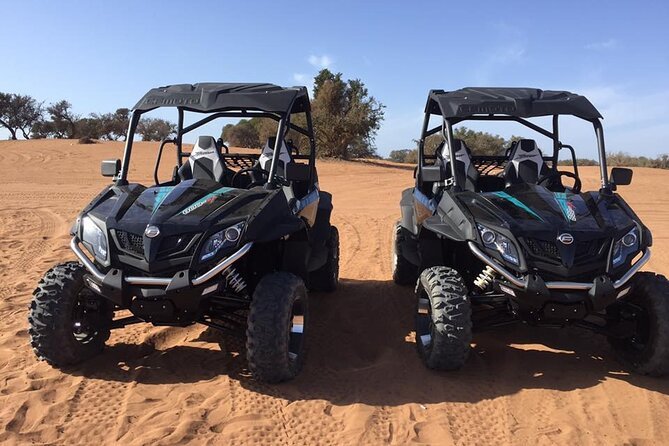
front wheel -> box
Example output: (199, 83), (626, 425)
(608, 272), (669, 376)
(246, 272), (308, 383)
(29, 261), (113, 366)
(415, 266), (472, 370)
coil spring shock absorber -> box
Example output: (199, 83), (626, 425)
(223, 267), (247, 294)
(474, 265), (497, 291)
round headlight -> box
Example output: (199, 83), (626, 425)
(622, 232), (637, 247)
(481, 229), (496, 244)
(225, 226), (241, 242)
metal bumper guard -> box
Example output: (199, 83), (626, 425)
(468, 241), (651, 292)
(71, 237), (253, 288)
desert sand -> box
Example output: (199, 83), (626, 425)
(1, 139), (669, 445)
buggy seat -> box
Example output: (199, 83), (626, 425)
(259, 137), (294, 177)
(503, 139), (549, 187)
(437, 139), (479, 192)
(178, 136), (229, 183)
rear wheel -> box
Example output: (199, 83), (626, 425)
(309, 226), (339, 292)
(415, 266), (472, 370)
(29, 262), (113, 366)
(246, 272), (308, 383)
(608, 272), (669, 376)
(392, 222), (418, 286)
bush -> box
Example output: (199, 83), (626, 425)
(78, 136), (96, 144)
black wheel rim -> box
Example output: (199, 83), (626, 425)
(415, 289), (433, 353)
(288, 298), (305, 363)
(624, 305), (651, 353)
(71, 287), (105, 344)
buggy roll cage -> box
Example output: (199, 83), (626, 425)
(417, 88), (609, 191)
(116, 83), (317, 189)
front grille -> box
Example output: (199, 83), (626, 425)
(116, 230), (144, 256)
(526, 238), (560, 261)
(524, 237), (610, 266)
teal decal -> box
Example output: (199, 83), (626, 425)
(553, 192), (577, 222)
(180, 187), (235, 215)
(151, 186), (175, 215)
(492, 191), (544, 221)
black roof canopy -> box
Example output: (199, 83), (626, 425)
(133, 83), (311, 115)
(427, 87), (602, 120)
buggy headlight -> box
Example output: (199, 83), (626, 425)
(611, 227), (640, 268)
(200, 222), (245, 262)
(81, 216), (108, 261)
(477, 224), (520, 266)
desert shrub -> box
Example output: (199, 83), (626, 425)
(78, 136), (96, 144)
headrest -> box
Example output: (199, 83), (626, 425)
(192, 136), (218, 155)
(442, 138), (471, 162)
(512, 139), (540, 157)
(259, 137), (293, 171)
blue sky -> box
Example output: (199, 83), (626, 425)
(2, 0), (668, 158)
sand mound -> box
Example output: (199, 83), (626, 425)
(1, 140), (669, 445)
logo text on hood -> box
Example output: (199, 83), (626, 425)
(179, 187), (235, 216)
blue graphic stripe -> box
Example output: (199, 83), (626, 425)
(151, 186), (175, 215)
(413, 188), (437, 213)
(492, 191), (544, 221)
(295, 188), (319, 213)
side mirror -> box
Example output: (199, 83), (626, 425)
(611, 167), (633, 187)
(285, 163), (311, 182)
(101, 159), (121, 177)
(420, 165), (445, 182)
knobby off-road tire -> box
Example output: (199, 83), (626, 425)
(29, 261), (113, 366)
(608, 272), (669, 376)
(414, 266), (472, 370)
(392, 222), (419, 286)
(246, 272), (308, 383)
(309, 225), (339, 292)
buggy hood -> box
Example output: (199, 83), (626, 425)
(80, 179), (303, 269)
(459, 184), (641, 277)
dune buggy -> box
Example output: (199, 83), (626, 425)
(29, 83), (339, 383)
(394, 87), (669, 375)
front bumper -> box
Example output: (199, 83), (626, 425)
(469, 241), (650, 292)
(71, 237), (252, 324)
(469, 241), (651, 315)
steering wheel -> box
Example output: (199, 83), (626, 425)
(538, 170), (582, 193)
(231, 167), (267, 189)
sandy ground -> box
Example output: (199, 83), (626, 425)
(1, 139), (669, 445)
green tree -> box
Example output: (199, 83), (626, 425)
(453, 127), (507, 156)
(75, 117), (103, 139)
(136, 117), (176, 141)
(311, 69), (384, 159)
(388, 149), (418, 164)
(36, 100), (79, 138)
(0, 93), (44, 139)
(91, 108), (130, 140)
(221, 119), (260, 148)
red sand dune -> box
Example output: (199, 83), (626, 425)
(1, 140), (669, 445)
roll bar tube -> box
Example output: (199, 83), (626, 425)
(119, 92), (317, 190)
(594, 119), (610, 189)
(117, 110), (140, 185)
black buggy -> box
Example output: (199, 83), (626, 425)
(29, 83), (339, 383)
(394, 87), (669, 375)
